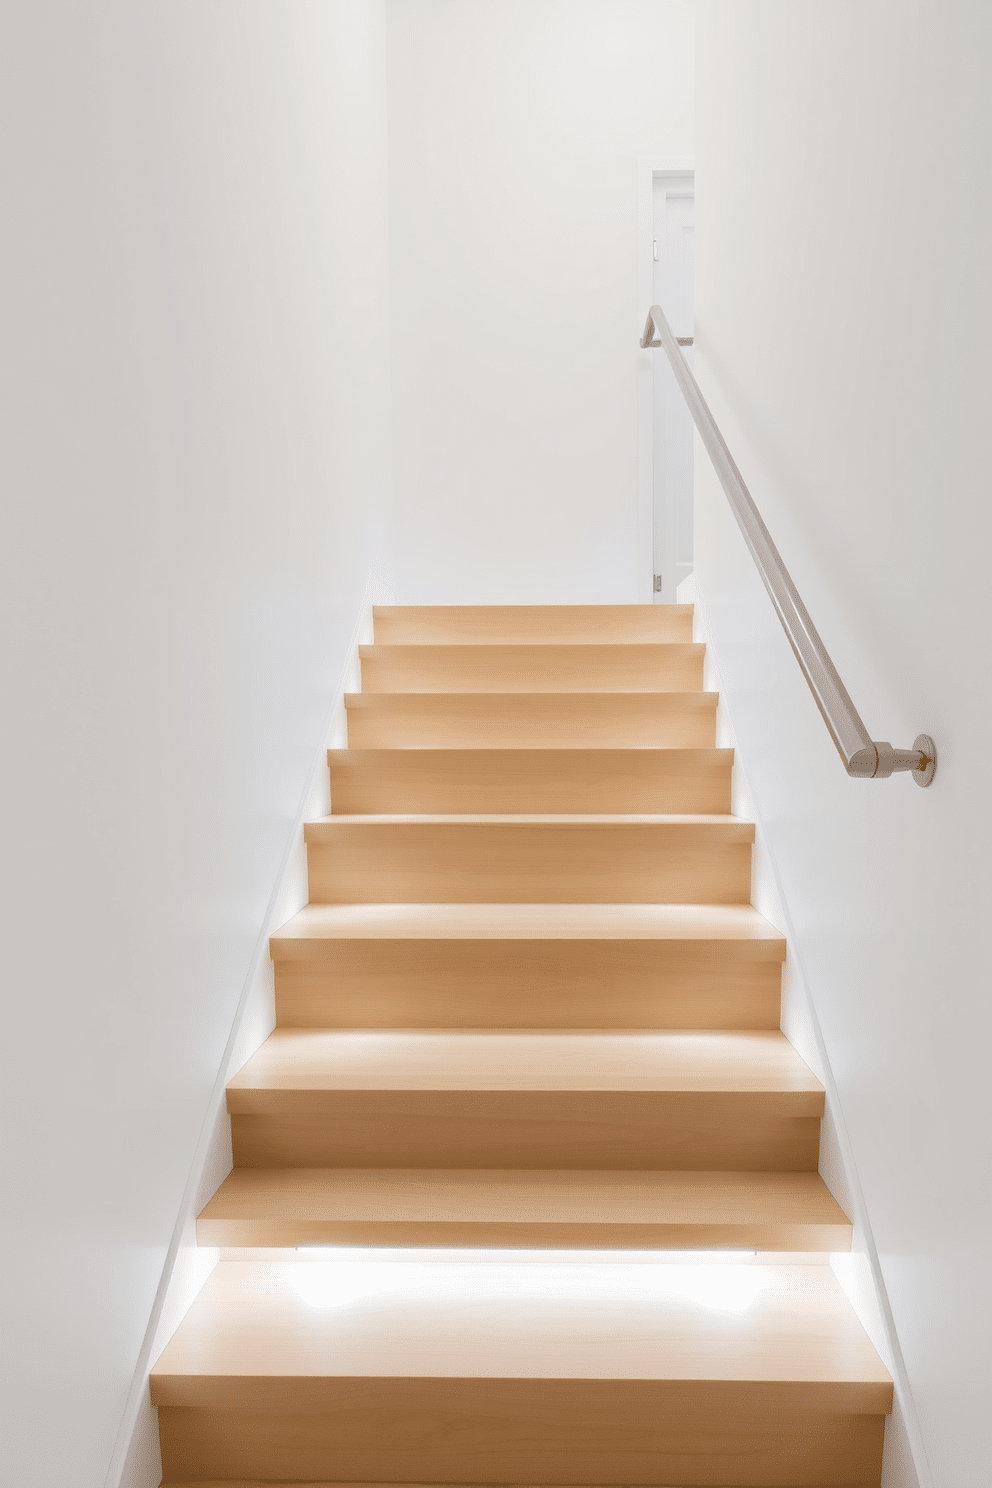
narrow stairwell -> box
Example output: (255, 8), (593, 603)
(150, 603), (892, 1486)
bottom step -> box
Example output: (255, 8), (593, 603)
(152, 1260), (891, 1485)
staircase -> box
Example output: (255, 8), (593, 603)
(150, 604), (892, 1486)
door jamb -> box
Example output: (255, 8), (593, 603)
(637, 156), (695, 602)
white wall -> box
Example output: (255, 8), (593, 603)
(387, 0), (694, 603)
(694, 6), (992, 1485)
(681, 573), (923, 1488)
(0, 4), (392, 1484)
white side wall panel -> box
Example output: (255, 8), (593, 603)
(0, 5), (393, 1483)
(694, 6), (992, 1484)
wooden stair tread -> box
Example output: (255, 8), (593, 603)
(227, 1030), (823, 1096)
(304, 815), (755, 905)
(306, 813), (753, 831)
(330, 746), (730, 762)
(372, 604), (695, 643)
(360, 643), (703, 659)
(272, 900), (787, 947)
(161, 1477), (879, 1487)
(358, 643), (706, 693)
(360, 641), (702, 653)
(346, 690), (721, 703)
(197, 1168), (852, 1251)
(150, 1260), (891, 1396)
(202, 1168), (847, 1225)
(271, 916), (786, 1031)
(344, 690), (719, 751)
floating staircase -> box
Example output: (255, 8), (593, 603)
(151, 604), (892, 1486)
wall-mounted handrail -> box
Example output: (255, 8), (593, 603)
(641, 302), (936, 785)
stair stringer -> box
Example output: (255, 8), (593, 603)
(106, 566), (391, 1488)
(679, 570), (931, 1488)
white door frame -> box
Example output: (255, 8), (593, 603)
(637, 156), (695, 602)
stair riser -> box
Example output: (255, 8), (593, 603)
(345, 694), (718, 748)
(156, 1382), (886, 1484)
(372, 604), (696, 644)
(272, 944), (784, 1030)
(359, 644), (706, 693)
(328, 751), (733, 814)
(229, 1096), (821, 1170)
(305, 828), (753, 904)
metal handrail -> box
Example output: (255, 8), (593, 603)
(641, 302), (936, 785)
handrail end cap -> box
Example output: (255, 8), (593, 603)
(846, 745), (879, 779)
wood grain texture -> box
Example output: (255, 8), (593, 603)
(358, 643), (706, 694)
(196, 1168), (852, 1251)
(230, 1101), (820, 1171)
(271, 901), (789, 947)
(152, 1261), (890, 1389)
(157, 1395), (884, 1484)
(154, 600), (890, 1486)
(345, 690), (719, 749)
(270, 903), (786, 1030)
(158, 1394), (884, 1485)
(272, 945), (784, 1030)
(304, 816), (754, 905)
(227, 1029), (823, 1095)
(162, 1477), (878, 1487)
(327, 747), (733, 814)
(226, 1030), (822, 1170)
(152, 1262), (890, 1481)
(371, 604), (696, 644)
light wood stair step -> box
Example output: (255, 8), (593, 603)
(304, 814), (754, 904)
(270, 902), (787, 1030)
(226, 1029), (823, 1170)
(327, 746), (732, 813)
(371, 602), (695, 644)
(345, 690), (719, 748)
(152, 597), (886, 1488)
(359, 642), (705, 693)
(151, 1259), (891, 1484)
(197, 1168), (852, 1250)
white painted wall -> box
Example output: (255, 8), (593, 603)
(0, 4), (393, 1484)
(386, 0), (694, 603)
(694, 6), (992, 1485)
(681, 573), (923, 1488)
